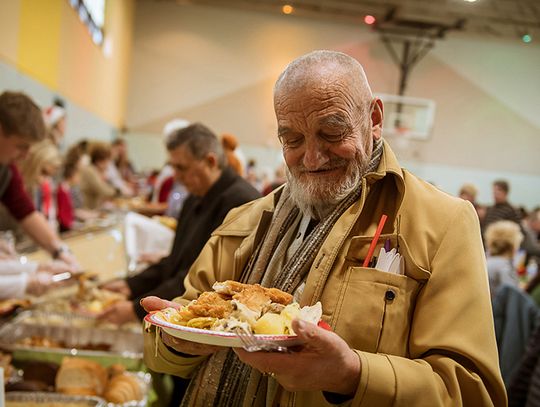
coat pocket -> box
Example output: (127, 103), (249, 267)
(331, 248), (425, 357)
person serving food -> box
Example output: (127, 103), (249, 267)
(142, 50), (506, 406)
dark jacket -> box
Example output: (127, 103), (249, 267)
(127, 167), (260, 319)
(492, 284), (540, 387)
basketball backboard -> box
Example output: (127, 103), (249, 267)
(376, 93), (436, 140)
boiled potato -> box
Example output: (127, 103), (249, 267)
(253, 313), (286, 335)
(281, 303), (301, 334)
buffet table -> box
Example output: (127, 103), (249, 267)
(1, 217), (155, 406)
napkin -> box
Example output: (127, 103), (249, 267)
(374, 247), (404, 275)
(124, 212), (174, 265)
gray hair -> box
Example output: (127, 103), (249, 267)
(166, 123), (226, 169)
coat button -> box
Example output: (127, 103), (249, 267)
(385, 289), (396, 301)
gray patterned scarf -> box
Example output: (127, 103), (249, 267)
(180, 139), (384, 407)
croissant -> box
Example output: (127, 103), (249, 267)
(103, 374), (142, 403)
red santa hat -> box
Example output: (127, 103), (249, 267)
(43, 105), (66, 128)
(162, 118), (190, 139)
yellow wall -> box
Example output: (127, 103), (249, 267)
(0, 0), (134, 128)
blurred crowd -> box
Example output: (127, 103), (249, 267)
(457, 179), (540, 400)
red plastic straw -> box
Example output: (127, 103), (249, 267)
(362, 214), (388, 267)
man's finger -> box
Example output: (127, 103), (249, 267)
(292, 319), (334, 349)
(141, 296), (181, 312)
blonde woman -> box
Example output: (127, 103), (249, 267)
(485, 220), (524, 296)
(19, 139), (62, 225)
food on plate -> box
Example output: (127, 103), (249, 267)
(155, 280), (322, 335)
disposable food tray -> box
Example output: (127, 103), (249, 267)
(5, 391), (105, 406)
(5, 370), (151, 407)
(0, 311), (143, 369)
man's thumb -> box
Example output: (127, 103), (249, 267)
(292, 319), (332, 346)
(140, 296), (181, 312)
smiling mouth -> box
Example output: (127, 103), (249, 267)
(304, 166), (343, 175)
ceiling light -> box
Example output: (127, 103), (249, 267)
(364, 15), (376, 25)
(522, 33), (532, 43)
(282, 5), (294, 15)
(463, 0), (478, 3)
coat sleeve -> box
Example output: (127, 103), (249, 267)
(351, 202), (507, 407)
(143, 205), (254, 377)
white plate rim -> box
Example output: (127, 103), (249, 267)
(144, 313), (302, 348)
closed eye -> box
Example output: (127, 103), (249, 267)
(278, 133), (304, 149)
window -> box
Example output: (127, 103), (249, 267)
(69, 0), (106, 46)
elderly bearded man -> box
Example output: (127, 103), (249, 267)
(142, 51), (506, 406)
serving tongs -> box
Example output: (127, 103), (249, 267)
(51, 270), (96, 283)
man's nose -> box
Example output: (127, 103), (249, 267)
(302, 138), (328, 170)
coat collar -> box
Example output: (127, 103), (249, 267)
(193, 166), (238, 210)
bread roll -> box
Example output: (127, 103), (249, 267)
(55, 357), (108, 396)
(104, 373), (142, 403)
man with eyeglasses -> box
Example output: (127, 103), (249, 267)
(100, 123), (260, 324)
(142, 51), (505, 406)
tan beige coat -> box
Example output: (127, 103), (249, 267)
(144, 142), (507, 406)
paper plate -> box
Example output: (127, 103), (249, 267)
(144, 313), (303, 348)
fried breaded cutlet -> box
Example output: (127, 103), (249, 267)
(212, 280), (246, 296)
(188, 291), (234, 319)
(212, 280), (293, 306)
(265, 287), (293, 305)
(232, 284), (271, 313)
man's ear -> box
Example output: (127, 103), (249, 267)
(371, 98), (384, 141)
(205, 152), (218, 169)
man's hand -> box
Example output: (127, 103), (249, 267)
(97, 300), (138, 325)
(141, 296), (222, 356)
(26, 271), (54, 296)
(101, 279), (131, 297)
(233, 320), (361, 396)
(138, 251), (168, 265)
(38, 260), (78, 275)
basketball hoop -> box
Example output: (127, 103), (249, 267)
(395, 126), (411, 138)
(378, 93), (435, 141)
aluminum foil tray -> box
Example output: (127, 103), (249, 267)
(0, 311), (143, 369)
(8, 309), (141, 332)
(6, 391), (105, 406)
(5, 371), (151, 407)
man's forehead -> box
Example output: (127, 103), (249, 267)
(169, 143), (196, 161)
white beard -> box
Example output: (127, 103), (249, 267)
(286, 150), (369, 220)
